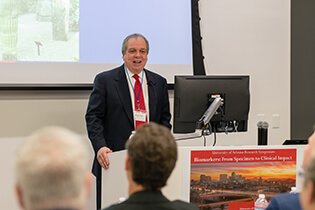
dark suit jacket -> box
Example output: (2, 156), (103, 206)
(266, 193), (301, 210)
(103, 191), (199, 210)
(85, 64), (172, 177)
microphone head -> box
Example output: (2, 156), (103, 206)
(257, 121), (263, 128)
(262, 121), (269, 129)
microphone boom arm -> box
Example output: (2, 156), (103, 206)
(196, 96), (223, 130)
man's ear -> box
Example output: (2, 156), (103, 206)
(15, 184), (25, 209)
(125, 155), (130, 171)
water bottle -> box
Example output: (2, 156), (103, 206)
(290, 186), (297, 194)
(254, 194), (269, 210)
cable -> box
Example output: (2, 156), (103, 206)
(233, 120), (239, 132)
(207, 123), (213, 134)
(219, 106), (224, 115)
(200, 123), (217, 147)
(212, 126), (217, 146)
(201, 124), (209, 146)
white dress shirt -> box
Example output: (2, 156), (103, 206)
(125, 67), (150, 129)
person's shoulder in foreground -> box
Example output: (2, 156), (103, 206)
(171, 199), (199, 210)
(266, 192), (301, 210)
(104, 191), (198, 210)
(105, 201), (198, 210)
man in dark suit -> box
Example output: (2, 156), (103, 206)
(103, 122), (198, 210)
(85, 33), (171, 209)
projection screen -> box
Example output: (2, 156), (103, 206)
(0, 0), (192, 85)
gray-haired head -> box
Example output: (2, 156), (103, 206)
(122, 33), (149, 54)
(15, 126), (90, 210)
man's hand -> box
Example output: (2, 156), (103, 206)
(97, 147), (112, 169)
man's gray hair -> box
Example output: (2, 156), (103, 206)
(15, 126), (89, 209)
(121, 33), (149, 54)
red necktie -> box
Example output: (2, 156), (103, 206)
(133, 74), (147, 130)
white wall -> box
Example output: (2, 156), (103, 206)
(0, 0), (290, 208)
(199, 0), (290, 146)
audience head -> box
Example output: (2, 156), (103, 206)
(125, 122), (177, 191)
(302, 125), (315, 170)
(15, 126), (91, 210)
(301, 157), (315, 210)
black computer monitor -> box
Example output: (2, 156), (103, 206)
(173, 75), (250, 133)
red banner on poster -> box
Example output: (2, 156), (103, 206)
(191, 149), (296, 164)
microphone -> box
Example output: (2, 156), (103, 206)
(257, 121), (269, 145)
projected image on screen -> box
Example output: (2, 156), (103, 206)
(0, 0), (79, 62)
(0, 0), (192, 84)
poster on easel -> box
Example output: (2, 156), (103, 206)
(190, 148), (297, 210)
